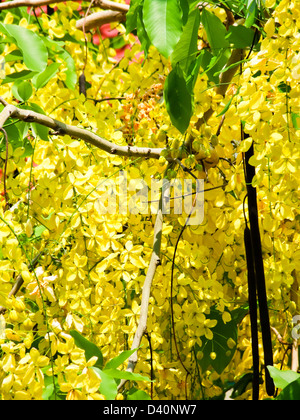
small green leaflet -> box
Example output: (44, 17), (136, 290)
(12, 80), (32, 102)
(267, 366), (300, 390)
(137, 6), (151, 56)
(43, 37), (77, 90)
(104, 348), (138, 370)
(195, 306), (248, 375)
(92, 368), (118, 400)
(1, 121), (33, 157)
(268, 367), (300, 400)
(292, 113), (300, 130)
(1, 70), (37, 85)
(164, 65), (193, 134)
(69, 330), (104, 369)
(216, 87), (240, 117)
(20, 103), (49, 141)
(127, 387), (151, 400)
(143, 0), (183, 58)
(276, 379), (300, 400)
(32, 62), (61, 90)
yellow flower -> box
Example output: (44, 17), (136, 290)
(26, 267), (57, 302)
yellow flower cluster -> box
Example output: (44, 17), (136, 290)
(0, 1), (299, 400)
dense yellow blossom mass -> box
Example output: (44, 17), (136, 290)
(0, 0), (299, 400)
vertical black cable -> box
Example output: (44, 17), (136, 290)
(243, 133), (275, 397)
(244, 224), (260, 400)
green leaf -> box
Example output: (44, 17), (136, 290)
(199, 49), (229, 85)
(1, 121), (33, 157)
(171, 8), (201, 74)
(34, 225), (47, 238)
(179, 0), (190, 25)
(126, 0), (144, 33)
(26, 121), (48, 142)
(0, 23), (48, 72)
(12, 80), (32, 102)
(127, 387), (151, 400)
(195, 306), (248, 375)
(186, 52), (203, 93)
(4, 123), (20, 141)
(143, 0), (183, 58)
(69, 330), (103, 369)
(18, 103), (49, 142)
(136, 6), (151, 56)
(32, 62), (61, 90)
(216, 87), (240, 117)
(92, 367), (118, 400)
(245, 0), (258, 28)
(292, 112), (300, 130)
(1, 70), (37, 84)
(267, 366), (300, 390)
(164, 65), (193, 134)
(103, 368), (151, 382)
(201, 9), (229, 56)
(276, 378), (300, 400)
(105, 348), (137, 370)
(226, 25), (256, 49)
(43, 37), (77, 90)
(4, 49), (23, 62)
(42, 383), (55, 400)
(56, 49), (77, 90)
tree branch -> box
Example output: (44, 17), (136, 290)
(0, 98), (164, 160)
(0, 0), (67, 10)
(0, 0), (130, 10)
(96, 0), (129, 13)
(0, 0), (129, 31)
(76, 10), (126, 31)
(118, 179), (168, 390)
